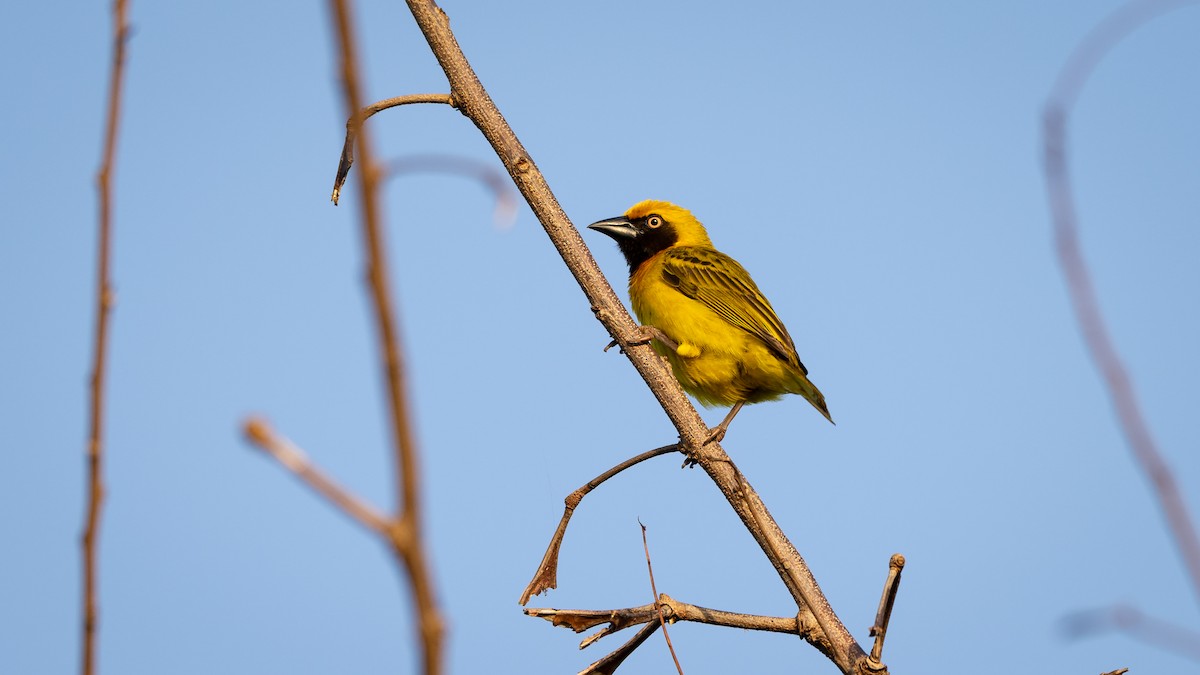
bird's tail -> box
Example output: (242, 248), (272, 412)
(790, 373), (834, 425)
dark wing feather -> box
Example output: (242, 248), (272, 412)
(660, 247), (808, 374)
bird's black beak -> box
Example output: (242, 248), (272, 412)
(587, 216), (639, 240)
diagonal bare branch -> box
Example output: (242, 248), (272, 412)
(395, 1), (873, 671)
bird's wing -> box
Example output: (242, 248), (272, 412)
(660, 247), (808, 374)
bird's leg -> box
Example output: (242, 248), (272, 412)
(705, 401), (745, 445)
(603, 325), (680, 353)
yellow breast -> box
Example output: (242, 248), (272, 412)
(629, 254), (793, 407)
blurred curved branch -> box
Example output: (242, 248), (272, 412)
(385, 154), (518, 229)
(1042, 0), (1200, 607)
(83, 1), (130, 673)
(1062, 605), (1200, 661)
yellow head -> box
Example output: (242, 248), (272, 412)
(589, 200), (714, 273)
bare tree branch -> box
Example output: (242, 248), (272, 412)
(395, 2), (876, 671)
(83, 1), (130, 672)
(327, 0), (444, 672)
(1043, 0), (1200, 607)
(526, 594), (827, 657)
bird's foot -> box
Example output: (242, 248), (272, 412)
(703, 402), (744, 446)
(703, 424), (729, 445)
(603, 325), (679, 353)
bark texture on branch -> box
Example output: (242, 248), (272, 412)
(400, 1), (875, 672)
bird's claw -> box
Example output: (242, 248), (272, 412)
(603, 325), (678, 354)
(703, 425), (728, 445)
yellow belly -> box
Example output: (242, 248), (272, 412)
(630, 259), (798, 407)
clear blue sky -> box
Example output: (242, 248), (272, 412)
(3, 1), (1199, 673)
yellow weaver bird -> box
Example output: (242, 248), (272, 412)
(589, 200), (832, 442)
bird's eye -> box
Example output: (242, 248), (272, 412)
(646, 215), (663, 229)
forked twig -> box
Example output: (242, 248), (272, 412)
(83, 1), (130, 673)
(526, 591), (838, 671)
(580, 621), (662, 675)
(520, 444), (680, 604)
(1043, 0), (1200, 607)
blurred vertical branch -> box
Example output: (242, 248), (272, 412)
(326, 0), (444, 672)
(83, 0), (130, 673)
(1042, 0), (1200, 606)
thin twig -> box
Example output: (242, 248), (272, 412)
(327, 1), (444, 673)
(1043, 0), (1200, 607)
(332, 93), (454, 204)
(400, 2), (871, 672)
(640, 521), (684, 675)
(581, 621), (663, 675)
(520, 444), (680, 604)
(243, 418), (391, 536)
(83, 1), (129, 673)
(868, 554), (905, 665)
